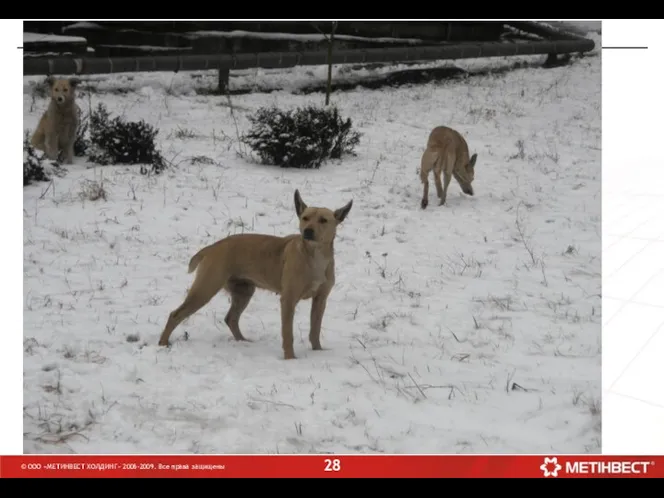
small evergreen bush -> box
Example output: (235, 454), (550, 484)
(240, 105), (361, 169)
(23, 131), (50, 186)
(74, 107), (90, 157)
(86, 103), (165, 175)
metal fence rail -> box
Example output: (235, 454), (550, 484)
(23, 38), (595, 77)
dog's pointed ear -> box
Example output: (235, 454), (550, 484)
(334, 200), (353, 223)
(70, 77), (81, 88)
(294, 189), (307, 217)
(469, 153), (477, 168)
(468, 154), (477, 168)
(45, 76), (55, 88)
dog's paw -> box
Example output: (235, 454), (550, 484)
(420, 199), (428, 209)
(234, 336), (253, 342)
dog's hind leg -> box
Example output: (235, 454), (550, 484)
(420, 174), (430, 209)
(223, 278), (255, 341)
(158, 268), (227, 346)
(420, 163), (430, 210)
(436, 171), (452, 206)
(437, 154), (454, 206)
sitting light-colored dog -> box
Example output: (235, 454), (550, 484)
(159, 189), (353, 360)
(30, 76), (80, 164)
(419, 125), (477, 209)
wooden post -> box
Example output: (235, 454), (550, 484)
(218, 67), (230, 95)
(325, 22), (338, 106)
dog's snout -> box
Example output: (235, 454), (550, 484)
(303, 228), (315, 240)
(56, 96), (65, 103)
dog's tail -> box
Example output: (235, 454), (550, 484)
(187, 247), (208, 274)
(434, 150), (447, 172)
(420, 149), (439, 183)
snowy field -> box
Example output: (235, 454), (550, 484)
(23, 30), (602, 455)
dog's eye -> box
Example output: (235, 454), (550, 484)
(302, 216), (309, 221)
(319, 217), (328, 223)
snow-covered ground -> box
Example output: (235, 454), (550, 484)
(22, 32), (602, 455)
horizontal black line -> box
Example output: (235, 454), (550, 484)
(13, 45), (649, 51)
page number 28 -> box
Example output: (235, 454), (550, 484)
(324, 458), (341, 472)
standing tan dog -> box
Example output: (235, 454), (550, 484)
(30, 76), (80, 165)
(419, 125), (477, 209)
(158, 189), (353, 360)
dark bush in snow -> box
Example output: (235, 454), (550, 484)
(87, 103), (165, 175)
(23, 131), (50, 186)
(74, 107), (90, 157)
(240, 105), (361, 169)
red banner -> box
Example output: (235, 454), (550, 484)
(1, 455), (661, 478)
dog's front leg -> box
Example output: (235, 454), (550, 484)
(280, 294), (298, 360)
(44, 134), (59, 161)
(64, 137), (75, 165)
(309, 287), (331, 350)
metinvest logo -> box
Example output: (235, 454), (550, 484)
(540, 457), (562, 477)
(539, 456), (655, 477)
